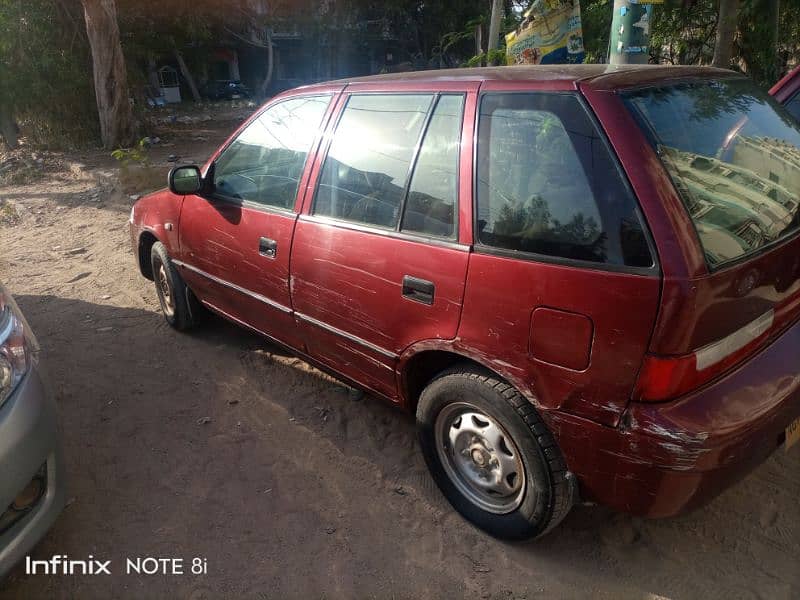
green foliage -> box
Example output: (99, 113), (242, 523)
(648, 0), (800, 87)
(0, 0), (98, 147)
(464, 48), (507, 67)
(580, 0), (612, 63)
(649, 0), (718, 66)
(111, 137), (151, 167)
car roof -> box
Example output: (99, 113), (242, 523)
(295, 64), (741, 94)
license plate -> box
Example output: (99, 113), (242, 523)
(787, 416), (800, 451)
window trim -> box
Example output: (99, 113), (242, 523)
(207, 93), (334, 213)
(471, 89), (660, 276)
(310, 91), (466, 242)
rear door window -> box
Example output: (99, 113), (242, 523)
(624, 78), (800, 269)
(475, 93), (653, 268)
(314, 94), (434, 229)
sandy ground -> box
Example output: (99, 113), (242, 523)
(0, 114), (798, 600)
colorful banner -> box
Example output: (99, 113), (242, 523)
(505, 0), (585, 66)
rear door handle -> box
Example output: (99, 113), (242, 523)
(259, 237), (277, 259)
(402, 275), (435, 305)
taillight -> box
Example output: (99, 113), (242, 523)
(634, 309), (774, 402)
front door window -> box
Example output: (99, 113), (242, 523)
(213, 95), (331, 210)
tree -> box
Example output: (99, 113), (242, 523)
(81, 0), (136, 148)
(738, 0), (781, 84)
(0, 111), (18, 150)
(712, 0), (739, 68)
(0, 0), (97, 149)
(173, 46), (202, 103)
(258, 29), (275, 99)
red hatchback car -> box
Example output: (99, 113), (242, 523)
(130, 65), (800, 539)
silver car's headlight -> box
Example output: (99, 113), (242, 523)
(0, 284), (38, 407)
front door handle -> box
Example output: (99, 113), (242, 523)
(259, 237), (277, 259)
(402, 275), (435, 305)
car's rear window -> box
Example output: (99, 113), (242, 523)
(624, 78), (800, 269)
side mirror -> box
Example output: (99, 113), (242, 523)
(168, 165), (203, 195)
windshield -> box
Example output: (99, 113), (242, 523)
(624, 77), (800, 269)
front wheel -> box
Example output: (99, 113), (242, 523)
(150, 242), (200, 331)
(416, 366), (574, 540)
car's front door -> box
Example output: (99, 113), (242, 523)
(177, 93), (335, 348)
(290, 88), (476, 399)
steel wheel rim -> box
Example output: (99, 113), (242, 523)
(156, 262), (175, 316)
(434, 402), (526, 514)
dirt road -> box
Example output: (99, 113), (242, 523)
(0, 119), (798, 599)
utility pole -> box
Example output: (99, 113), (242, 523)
(608, 0), (654, 65)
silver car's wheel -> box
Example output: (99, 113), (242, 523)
(435, 402), (526, 514)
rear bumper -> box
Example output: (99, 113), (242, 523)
(548, 315), (800, 518)
(0, 363), (66, 578)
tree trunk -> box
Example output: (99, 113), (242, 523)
(767, 0), (780, 81)
(487, 0), (503, 52)
(147, 55), (161, 91)
(81, 0), (136, 149)
(173, 49), (202, 103)
(0, 109), (19, 150)
(258, 29), (274, 99)
(475, 23), (483, 65)
(712, 0), (740, 68)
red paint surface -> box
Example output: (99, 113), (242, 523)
(290, 217), (469, 399)
(131, 66), (800, 521)
(457, 252), (660, 426)
(178, 201), (302, 349)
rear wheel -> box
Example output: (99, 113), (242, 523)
(417, 366), (574, 540)
(150, 242), (200, 331)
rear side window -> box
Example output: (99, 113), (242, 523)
(476, 93), (652, 268)
(625, 78), (800, 269)
(314, 94), (433, 229)
(213, 95), (331, 209)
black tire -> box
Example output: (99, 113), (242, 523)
(416, 366), (574, 540)
(150, 241), (201, 331)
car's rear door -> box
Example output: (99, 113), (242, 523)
(289, 83), (478, 399)
(177, 93), (337, 348)
(457, 85), (661, 426)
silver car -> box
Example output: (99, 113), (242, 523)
(0, 283), (65, 578)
